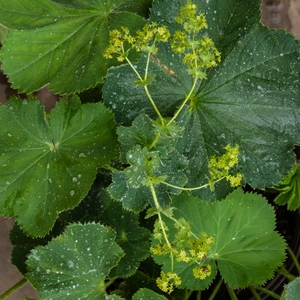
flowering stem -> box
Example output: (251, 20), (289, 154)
(161, 177), (224, 191)
(149, 181), (174, 270)
(0, 278), (27, 300)
(167, 73), (198, 126)
(125, 56), (143, 81)
(126, 53), (165, 126)
(167, 34), (199, 127)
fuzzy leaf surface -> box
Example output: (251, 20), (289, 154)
(0, 0), (145, 94)
(284, 277), (300, 300)
(26, 223), (124, 299)
(152, 188), (286, 290)
(0, 97), (118, 236)
(103, 0), (300, 193)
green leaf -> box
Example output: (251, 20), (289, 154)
(26, 223), (124, 299)
(108, 171), (152, 212)
(132, 288), (167, 300)
(0, 96), (118, 236)
(103, 0), (300, 193)
(9, 222), (63, 275)
(273, 165), (300, 210)
(0, 0), (145, 94)
(152, 188), (286, 290)
(283, 277), (300, 300)
(100, 201), (150, 278)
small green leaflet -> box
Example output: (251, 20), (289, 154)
(26, 223), (124, 299)
(0, 96), (118, 236)
(0, 0), (145, 94)
(152, 188), (286, 290)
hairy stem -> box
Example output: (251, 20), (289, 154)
(150, 182), (174, 270)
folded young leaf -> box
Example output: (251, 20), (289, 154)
(0, 0), (145, 94)
(0, 96), (118, 236)
(152, 188), (286, 290)
(26, 223), (124, 299)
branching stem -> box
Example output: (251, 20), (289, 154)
(126, 52), (165, 126)
(149, 182), (174, 270)
(167, 34), (199, 126)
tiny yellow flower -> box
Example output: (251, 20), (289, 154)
(193, 265), (212, 280)
(157, 271), (181, 294)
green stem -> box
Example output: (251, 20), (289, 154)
(277, 265), (296, 281)
(149, 133), (161, 150)
(196, 290), (201, 300)
(125, 56), (143, 81)
(249, 286), (262, 300)
(161, 177), (224, 191)
(149, 182), (174, 270)
(226, 284), (238, 300)
(167, 75), (198, 126)
(183, 289), (194, 300)
(253, 285), (280, 299)
(144, 85), (165, 126)
(126, 53), (165, 126)
(287, 245), (300, 275)
(167, 34), (199, 127)
(208, 278), (223, 300)
(0, 278), (27, 300)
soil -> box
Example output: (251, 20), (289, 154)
(0, 1), (300, 299)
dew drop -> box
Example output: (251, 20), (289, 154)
(70, 190), (75, 196)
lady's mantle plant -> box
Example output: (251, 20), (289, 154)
(0, 0), (299, 299)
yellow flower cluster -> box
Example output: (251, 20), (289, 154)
(171, 1), (221, 78)
(175, 232), (214, 264)
(103, 27), (135, 62)
(208, 144), (243, 189)
(151, 216), (214, 292)
(103, 23), (170, 62)
(193, 265), (212, 280)
(135, 22), (170, 53)
(156, 271), (182, 294)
